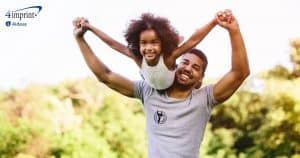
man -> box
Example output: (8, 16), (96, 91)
(73, 10), (249, 158)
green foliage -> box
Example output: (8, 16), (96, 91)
(0, 113), (37, 158)
(0, 78), (146, 158)
(49, 125), (115, 158)
(2, 75), (299, 158)
(290, 38), (300, 77)
(1, 37), (300, 157)
(259, 65), (291, 80)
(201, 76), (300, 157)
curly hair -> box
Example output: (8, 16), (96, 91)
(124, 13), (180, 59)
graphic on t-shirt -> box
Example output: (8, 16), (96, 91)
(154, 110), (167, 124)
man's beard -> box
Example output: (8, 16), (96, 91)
(174, 78), (195, 90)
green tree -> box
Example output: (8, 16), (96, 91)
(290, 38), (300, 78)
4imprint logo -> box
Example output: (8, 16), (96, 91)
(5, 6), (43, 27)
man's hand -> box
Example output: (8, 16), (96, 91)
(216, 9), (239, 32)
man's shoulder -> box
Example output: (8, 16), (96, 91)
(193, 84), (216, 99)
(134, 80), (151, 89)
(134, 80), (156, 93)
(133, 80), (159, 101)
(194, 84), (219, 106)
(194, 84), (214, 93)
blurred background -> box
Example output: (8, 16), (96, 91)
(0, 0), (299, 157)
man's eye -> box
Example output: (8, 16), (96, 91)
(181, 61), (188, 65)
(192, 65), (199, 70)
(194, 67), (200, 71)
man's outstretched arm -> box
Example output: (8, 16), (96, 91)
(213, 10), (250, 102)
(73, 18), (134, 97)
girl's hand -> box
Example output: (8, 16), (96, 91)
(73, 17), (89, 37)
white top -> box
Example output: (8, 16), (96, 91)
(140, 55), (175, 90)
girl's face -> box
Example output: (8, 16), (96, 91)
(139, 29), (162, 65)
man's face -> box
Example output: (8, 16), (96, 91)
(175, 53), (204, 87)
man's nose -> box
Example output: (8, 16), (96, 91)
(184, 64), (192, 71)
(183, 64), (192, 74)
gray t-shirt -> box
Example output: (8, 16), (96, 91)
(134, 80), (219, 158)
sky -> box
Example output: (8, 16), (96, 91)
(0, 0), (299, 90)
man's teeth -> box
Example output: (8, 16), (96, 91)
(181, 74), (189, 80)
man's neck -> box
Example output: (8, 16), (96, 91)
(166, 84), (193, 99)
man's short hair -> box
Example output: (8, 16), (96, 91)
(186, 49), (208, 75)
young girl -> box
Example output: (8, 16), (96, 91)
(75, 13), (218, 90)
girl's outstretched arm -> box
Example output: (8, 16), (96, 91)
(81, 19), (141, 66)
(166, 17), (217, 66)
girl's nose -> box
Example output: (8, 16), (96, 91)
(146, 44), (153, 50)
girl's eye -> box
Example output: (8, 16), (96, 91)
(152, 40), (160, 44)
